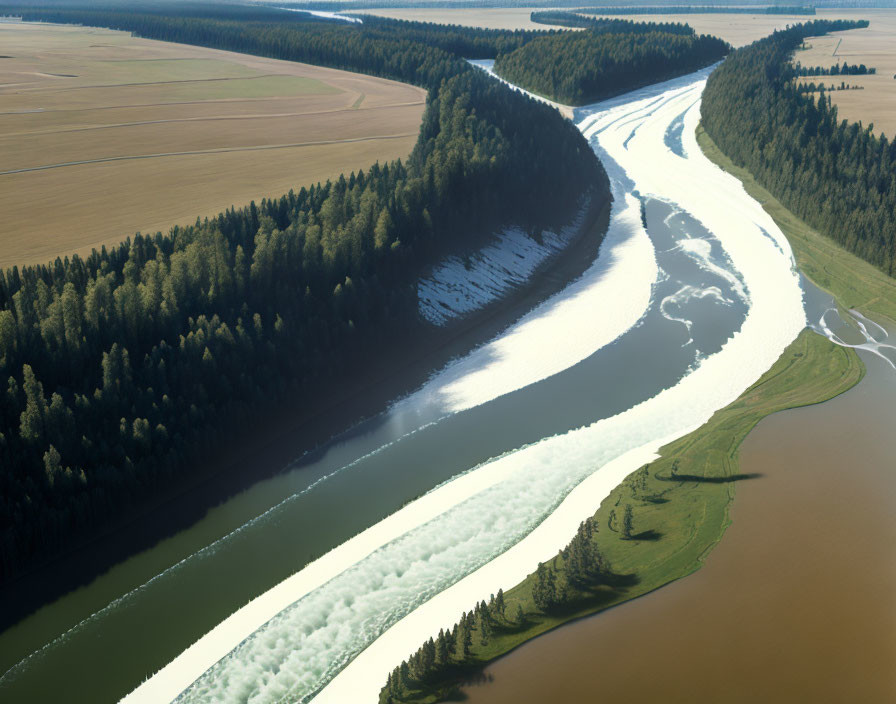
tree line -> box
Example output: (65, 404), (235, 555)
(494, 27), (730, 105)
(379, 516), (607, 703)
(797, 80), (864, 92)
(378, 459), (658, 703)
(795, 61), (876, 75)
(701, 19), (896, 276)
(0, 4), (606, 584)
(530, 11), (697, 33)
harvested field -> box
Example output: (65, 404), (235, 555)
(791, 10), (896, 139)
(0, 22), (425, 270)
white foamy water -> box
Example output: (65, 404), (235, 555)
(815, 308), (896, 370)
(123, 68), (806, 704)
(397, 181), (654, 415)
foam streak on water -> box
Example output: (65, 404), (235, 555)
(123, 69), (806, 704)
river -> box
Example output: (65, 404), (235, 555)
(1, 66), (812, 703)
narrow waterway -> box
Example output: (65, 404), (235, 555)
(462, 330), (896, 704)
(1, 66), (809, 704)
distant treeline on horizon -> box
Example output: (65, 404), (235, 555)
(583, 6), (814, 14)
(269, 0), (822, 11)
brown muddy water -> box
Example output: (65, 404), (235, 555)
(463, 345), (896, 704)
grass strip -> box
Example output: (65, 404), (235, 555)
(697, 124), (896, 325)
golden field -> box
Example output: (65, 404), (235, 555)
(0, 22), (425, 270)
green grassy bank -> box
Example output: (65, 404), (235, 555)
(386, 329), (863, 703)
(385, 124), (893, 704)
(697, 125), (896, 325)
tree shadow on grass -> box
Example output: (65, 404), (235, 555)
(600, 570), (641, 590)
(659, 472), (763, 484)
(630, 529), (663, 541)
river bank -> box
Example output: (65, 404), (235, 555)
(462, 340), (894, 704)
(696, 126), (896, 325)
(391, 328), (863, 703)
(0, 195), (608, 667)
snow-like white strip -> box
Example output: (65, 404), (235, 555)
(118, 446), (523, 704)
(121, 78), (657, 704)
(469, 59), (574, 119)
(315, 74), (805, 704)
(122, 68), (806, 704)
(277, 7), (362, 23)
(398, 183), (654, 415)
(417, 209), (585, 326)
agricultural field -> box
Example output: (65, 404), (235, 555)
(0, 22), (425, 270)
(791, 10), (896, 139)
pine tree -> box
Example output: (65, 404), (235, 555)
(495, 588), (506, 618)
(622, 504), (634, 540)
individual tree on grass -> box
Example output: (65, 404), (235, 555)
(495, 588), (506, 619)
(532, 561), (557, 611)
(459, 613), (473, 658)
(479, 609), (492, 646)
(622, 503), (634, 539)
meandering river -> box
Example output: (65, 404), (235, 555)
(1, 66), (818, 703)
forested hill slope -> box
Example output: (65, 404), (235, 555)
(701, 19), (896, 278)
(494, 26), (729, 105)
(0, 5), (604, 585)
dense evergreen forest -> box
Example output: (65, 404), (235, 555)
(701, 19), (896, 276)
(0, 4), (606, 584)
(494, 26), (729, 105)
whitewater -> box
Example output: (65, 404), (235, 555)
(121, 67), (806, 703)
